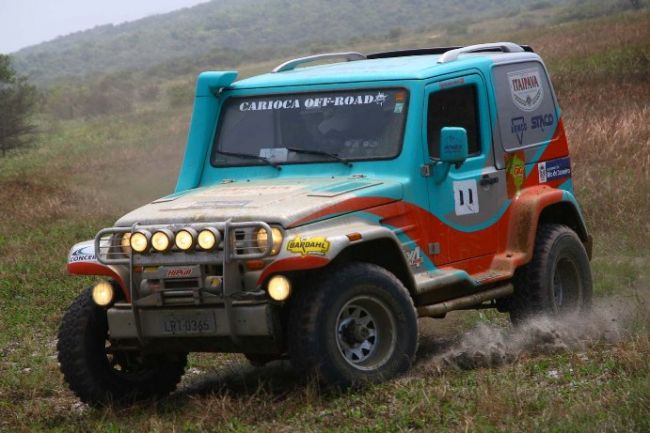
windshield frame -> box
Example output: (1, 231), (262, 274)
(210, 86), (410, 168)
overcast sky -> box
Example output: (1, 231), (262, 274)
(0, 0), (211, 54)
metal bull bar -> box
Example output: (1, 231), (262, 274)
(94, 220), (275, 347)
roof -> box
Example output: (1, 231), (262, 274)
(231, 50), (541, 90)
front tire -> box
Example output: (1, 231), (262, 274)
(57, 288), (187, 406)
(287, 262), (418, 387)
(509, 224), (593, 324)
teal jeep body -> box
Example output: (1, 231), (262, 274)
(59, 43), (593, 405)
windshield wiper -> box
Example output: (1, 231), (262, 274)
(216, 149), (282, 170)
(286, 147), (352, 167)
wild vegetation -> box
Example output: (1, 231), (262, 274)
(0, 4), (648, 433)
(0, 55), (37, 157)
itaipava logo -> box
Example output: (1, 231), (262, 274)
(507, 68), (543, 112)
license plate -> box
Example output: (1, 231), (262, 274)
(160, 311), (216, 336)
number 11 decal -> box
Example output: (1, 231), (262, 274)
(453, 180), (479, 215)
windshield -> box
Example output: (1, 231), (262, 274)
(211, 88), (409, 167)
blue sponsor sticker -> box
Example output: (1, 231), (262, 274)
(531, 113), (554, 132)
(538, 157), (571, 183)
(511, 116), (527, 145)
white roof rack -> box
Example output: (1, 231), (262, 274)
(272, 52), (366, 73)
(437, 42), (525, 64)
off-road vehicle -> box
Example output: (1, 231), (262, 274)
(58, 42), (593, 405)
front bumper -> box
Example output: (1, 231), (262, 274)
(95, 220), (279, 348)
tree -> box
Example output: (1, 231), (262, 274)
(0, 55), (37, 157)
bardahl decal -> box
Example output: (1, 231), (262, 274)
(538, 157), (571, 183)
(70, 245), (96, 262)
(287, 236), (331, 256)
(510, 116), (528, 145)
(507, 68), (544, 112)
(505, 151), (526, 197)
(239, 92), (389, 112)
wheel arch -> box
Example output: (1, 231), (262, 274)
(329, 237), (416, 297)
(537, 201), (592, 258)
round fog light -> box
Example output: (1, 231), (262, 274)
(267, 275), (291, 301)
(130, 231), (150, 253)
(197, 228), (220, 250)
(151, 230), (173, 252)
(92, 281), (115, 306)
(175, 228), (196, 251)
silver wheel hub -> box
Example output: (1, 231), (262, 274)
(335, 295), (397, 370)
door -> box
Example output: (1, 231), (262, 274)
(424, 74), (507, 265)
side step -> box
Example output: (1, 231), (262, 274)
(417, 283), (513, 318)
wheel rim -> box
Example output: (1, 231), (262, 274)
(552, 256), (581, 312)
(335, 295), (397, 371)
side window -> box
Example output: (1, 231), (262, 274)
(427, 85), (481, 159)
(492, 61), (557, 150)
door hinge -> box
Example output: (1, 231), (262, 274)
(420, 164), (432, 177)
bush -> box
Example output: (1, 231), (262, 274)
(0, 55), (37, 157)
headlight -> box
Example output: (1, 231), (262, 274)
(151, 230), (173, 252)
(130, 231), (151, 253)
(120, 232), (131, 254)
(197, 227), (220, 250)
(256, 227), (283, 255)
(175, 228), (197, 251)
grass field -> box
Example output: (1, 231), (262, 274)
(1, 9), (649, 433)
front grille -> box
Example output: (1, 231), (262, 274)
(164, 278), (200, 290)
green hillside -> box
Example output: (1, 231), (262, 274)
(11, 0), (630, 83)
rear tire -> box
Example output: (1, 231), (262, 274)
(57, 288), (187, 406)
(287, 262), (418, 387)
(509, 224), (592, 324)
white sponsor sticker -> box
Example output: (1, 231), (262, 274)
(453, 180), (479, 216)
(538, 161), (547, 183)
(507, 68), (544, 112)
(260, 147), (288, 161)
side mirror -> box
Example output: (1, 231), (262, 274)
(439, 127), (468, 168)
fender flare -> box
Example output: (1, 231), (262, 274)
(502, 186), (591, 269)
(67, 241), (129, 300)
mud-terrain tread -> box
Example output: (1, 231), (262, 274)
(287, 262), (418, 387)
(510, 224), (592, 324)
(57, 288), (187, 406)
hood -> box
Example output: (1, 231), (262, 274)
(114, 177), (403, 228)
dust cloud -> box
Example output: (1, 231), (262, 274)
(426, 298), (647, 371)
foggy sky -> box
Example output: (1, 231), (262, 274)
(0, 0), (211, 54)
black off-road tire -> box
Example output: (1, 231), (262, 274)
(287, 262), (418, 387)
(509, 224), (593, 324)
(57, 288), (187, 406)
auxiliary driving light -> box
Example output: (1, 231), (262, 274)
(175, 228), (197, 251)
(130, 231), (151, 253)
(120, 232), (132, 254)
(256, 227), (283, 255)
(197, 227), (220, 250)
(91, 281), (114, 307)
(151, 230), (173, 252)
(267, 275), (291, 301)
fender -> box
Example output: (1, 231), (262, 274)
(493, 185), (588, 273)
(256, 217), (410, 286)
(67, 241), (129, 299)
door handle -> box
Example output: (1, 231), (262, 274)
(479, 174), (499, 187)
